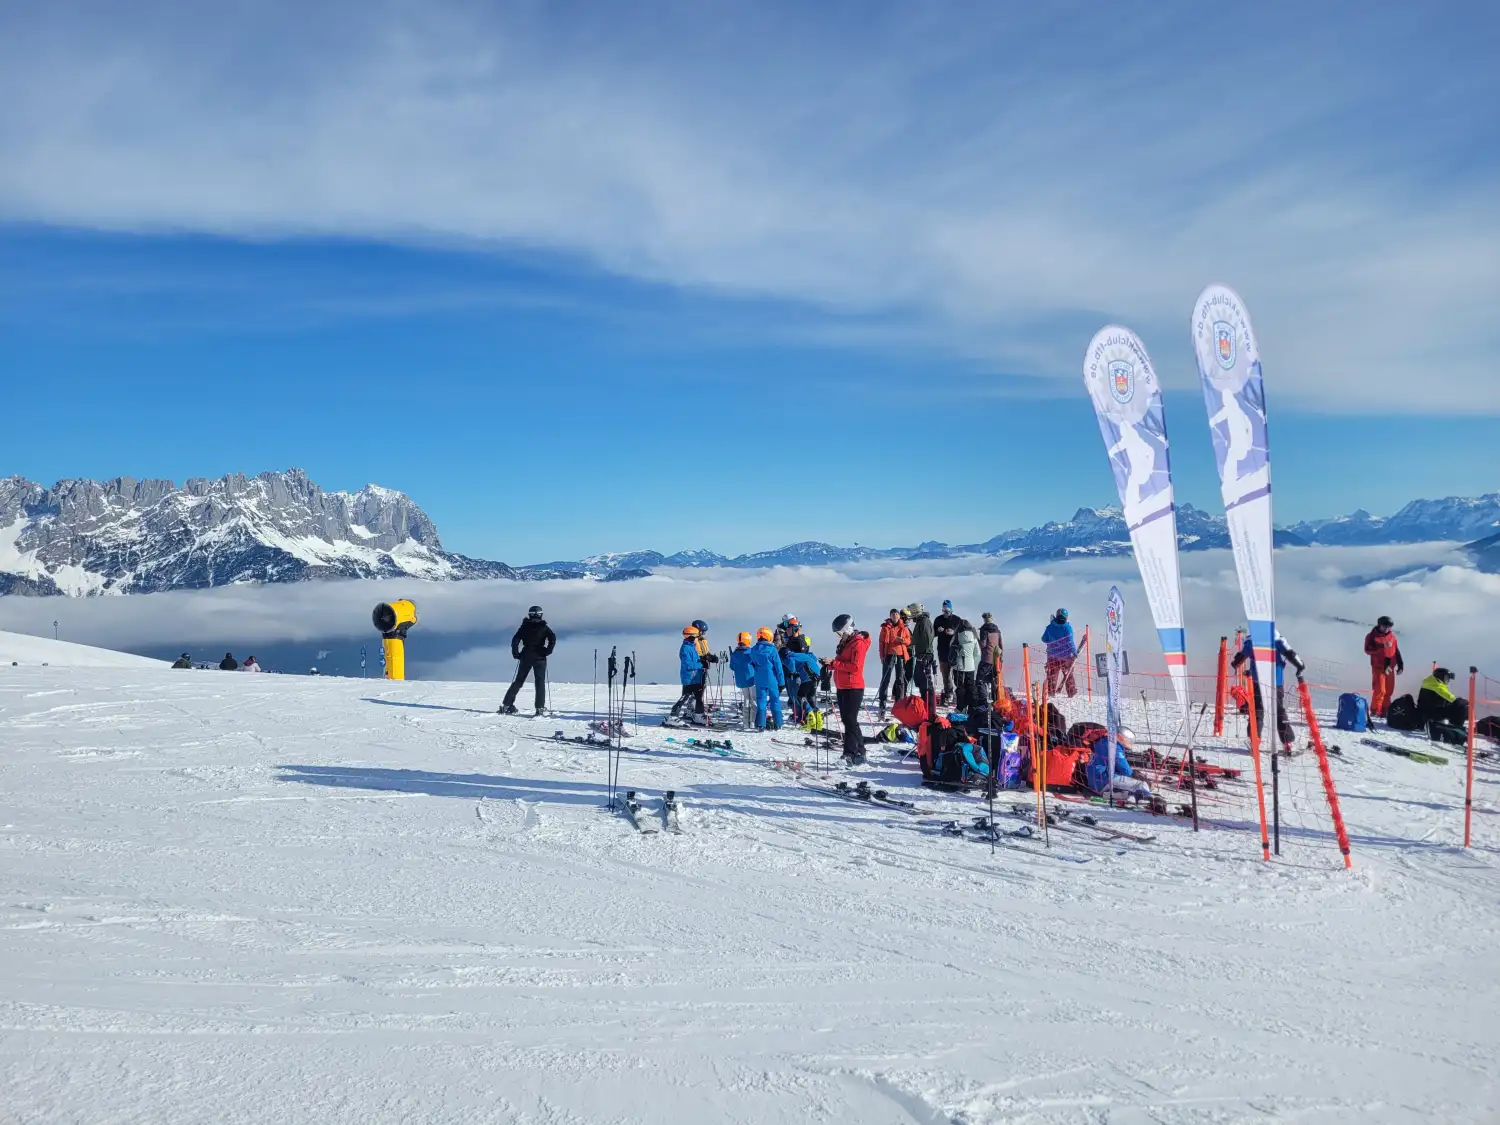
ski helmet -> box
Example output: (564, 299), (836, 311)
(692, 619), (708, 634)
(787, 617), (799, 628)
(832, 613), (853, 634)
(1434, 667), (1455, 683)
(737, 631), (752, 646)
(1377, 615), (1394, 628)
(942, 600), (953, 611)
(1116, 726), (1135, 745)
(756, 627), (774, 642)
(683, 625), (700, 637)
(527, 605), (544, 619)
(1056, 608), (1069, 621)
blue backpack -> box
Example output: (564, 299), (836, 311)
(1335, 693), (1369, 733)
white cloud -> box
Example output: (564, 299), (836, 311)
(0, 3), (1494, 410)
(1, 545), (1494, 688)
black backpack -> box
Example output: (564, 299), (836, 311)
(925, 728), (989, 790)
(1386, 694), (1421, 732)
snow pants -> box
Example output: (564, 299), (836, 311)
(1251, 683), (1296, 749)
(756, 685), (784, 731)
(953, 670), (977, 713)
(836, 688), (865, 760)
(914, 654), (939, 713)
(1045, 658), (1077, 698)
(670, 681), (705, 720)
(878, 654), (908, 706)
(1370, 665), (1396, 718)
(741, 686), (757, 730)
(503, 656), (548, 712)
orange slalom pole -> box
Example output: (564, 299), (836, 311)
(1298, 678), (1352, 869)
(1243, 670), (1272, 861)
(1213, 636), (1228, 737)
(1465, 666), (1478, 848)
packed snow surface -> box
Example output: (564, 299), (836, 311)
(0, 628), (165, 668)
(1, 668), (1497, 1123)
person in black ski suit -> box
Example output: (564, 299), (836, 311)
(219, 652), (238, 671)
(500, 606), (556, 714)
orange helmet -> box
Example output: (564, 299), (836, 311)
(683, 625), (700, 637)
(737, 631), (752, 646)
(756, 627), (774, 642)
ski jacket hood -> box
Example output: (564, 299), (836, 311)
(950, 627), (981, 673)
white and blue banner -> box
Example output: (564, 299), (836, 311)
(1105, 585), (1124, 794)
(1083, 326), (1189, 713)
(1192, 284), (1277, 746)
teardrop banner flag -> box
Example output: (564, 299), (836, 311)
(1191, 285), (1277, 749)
(1082, 326), (1188, 714)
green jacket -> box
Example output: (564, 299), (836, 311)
(910, 612), (935, 659)
(1420, 673), (1456, 704)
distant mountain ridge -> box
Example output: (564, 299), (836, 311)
(3, 470), (1496, 597)
(527, 494), (1500, 576)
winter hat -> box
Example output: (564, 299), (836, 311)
(942, 600), (953, 611)
(832, 614), (854, 636)
(906, 602), (924, 616)
(982, 612), (993, 622)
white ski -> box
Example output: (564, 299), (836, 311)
(661, 791), (684, 834)
(622, 790), (659, 835)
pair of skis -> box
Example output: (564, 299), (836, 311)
(798, 778), (928, 815)
(620, 790), (685, 835)
(1359, 738), (1450, 765)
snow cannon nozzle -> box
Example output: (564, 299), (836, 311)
(372, 599), (417, 681)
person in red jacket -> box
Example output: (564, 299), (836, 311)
(1363, 616), (1403, 719)
(829, 614), (872, 765)
(877, 608), (912, 714)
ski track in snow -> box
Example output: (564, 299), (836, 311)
(0, 667), (1497, 1123)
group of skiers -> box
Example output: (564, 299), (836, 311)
(872, 602), (1006, 714)
(171, 652), (262, 672)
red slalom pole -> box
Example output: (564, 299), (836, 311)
(1243, 671), (1272, 861)
(1465, 666), (1478, 848)
(1298, 678), (1352, 869)
(1213, 636), (1228, 737)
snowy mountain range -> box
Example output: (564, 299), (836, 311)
(3, 470), (1497, 597)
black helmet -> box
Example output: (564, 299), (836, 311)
(832, 613), (853, 633)
(527, 606), (544, 619)
(1376, 615), (1394, 628)
(692, 619), (708, 634)
(1434, 667), (1455, 683)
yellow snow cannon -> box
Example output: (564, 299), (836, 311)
(372, 599), (418, 680)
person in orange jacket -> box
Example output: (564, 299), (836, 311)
(1363, 616), (1403, 719)
(877, 608), (912, 715)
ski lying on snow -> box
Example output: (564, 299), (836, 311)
(930, 819), (1091, 863)
(621, 790), (660, 835)
(1007, 803), (1155, 844)
(798, 779), (929, 815)
(1360, 738), (1449, 765)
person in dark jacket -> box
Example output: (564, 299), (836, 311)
(171, 653), (193, 669)
(976, 612), (1003, 704)
(1230, 631), (1305, 753)
(933, 600), (961, 705)
(219, 652), (239, 671)
(500, 605), (556, 714)
(1417, 668), (1468, 737)
(783, 636), (821, 726)
(907, 603), (938, 714)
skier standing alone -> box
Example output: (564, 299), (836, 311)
(499, 606), (556, 715)
(829, 615), (871, 765)
(1363, 616), (1403, 719)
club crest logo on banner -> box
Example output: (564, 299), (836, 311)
(1214, 322), (1236, 369)
(1109, 359), (1134, 404)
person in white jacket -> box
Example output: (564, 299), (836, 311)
(949, 621), (981, 712)
(241, 655), (263, 672)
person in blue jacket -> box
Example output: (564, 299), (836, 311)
(729, 631), (757, 730)
(1041, 608), (1078, 698)
(668, 625), (707, 725)
(1087, 727), (1152, 802)
(782, 636), (822, 726)
(748, 628), (787, 731)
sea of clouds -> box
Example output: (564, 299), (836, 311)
(1, 544), (1493, 690)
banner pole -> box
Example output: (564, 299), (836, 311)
(1214, 636), (1228, 736)
(1243, 670), (1272, 861)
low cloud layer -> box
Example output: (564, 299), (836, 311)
(1, 545), (1493, 688)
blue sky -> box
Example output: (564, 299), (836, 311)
(1, 1), (1496, 563)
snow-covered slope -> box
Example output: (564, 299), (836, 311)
(0, 470), (520, 595)
(0, 628), (164, 668)
(1, 668), (1495, 1122)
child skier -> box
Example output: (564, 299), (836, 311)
(729, 631), (757, 730)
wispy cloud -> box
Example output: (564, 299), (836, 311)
(1, 2), (1495, 409)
